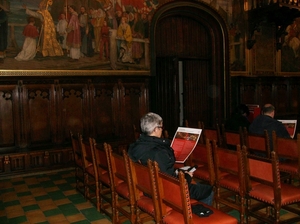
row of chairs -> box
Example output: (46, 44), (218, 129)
(194, 120), (300, 183)
(185, 135), (300, 223)
(70, 131), (238, 223)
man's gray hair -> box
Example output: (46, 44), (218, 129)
(140, 112), (163, 135)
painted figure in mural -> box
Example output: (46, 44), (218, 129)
(24, 0), (63, 57)
(117, 16), (134, 63)
(15, 17), (40, 61)
(56, 13), (68, 51)
(79, 6), (88, 56)
(66, 5), (81, 61)
(99, 20), (110, 60)
(0, 4), (8, 63)
(131, 12), (145, 64)
(283, 18), (300, 58)
(91, 8), (106, 53)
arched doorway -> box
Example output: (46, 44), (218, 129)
(150, 1), (230, 136)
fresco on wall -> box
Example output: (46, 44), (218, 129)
(281, 17), (300, 72)
(0, 0), (156, 70)
(0, 0), (246, 71)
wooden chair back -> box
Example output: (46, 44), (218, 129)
(79, 137), (101, 210)
(202, 123), (222, 146)
(243, 128), (270, 158)
(187, 138), (215, 185)
(70, 131), (84, 194)
(90, 139), (113, 216)
(128, 157), (160, 223)
(221, 124), (243, 150)
(213, 143), (245, 223)
(272, 131), (300, 180)
(151, 160), (238, 224)
(151, 160), (193, 224)
(104, 143), (135, 223)
(70, 131), (83, 167)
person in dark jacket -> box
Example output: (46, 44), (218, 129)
(128, 112), (214, 206)
(249, 104), (291, 151)
(225, 104), (250, 131)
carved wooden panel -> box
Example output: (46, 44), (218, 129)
(0, 84), (17, 149)
(90, 79), (118, 139)
(119, 78), (149, 142)
(60, 83), (86, 142)
(22, 82), (55, 148)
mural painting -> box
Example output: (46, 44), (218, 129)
(0, 0), (249, 71)
(0, 0), (156, 70)
(281, 17), (300, 72)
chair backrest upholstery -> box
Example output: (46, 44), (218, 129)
(214, 143), (245, 195)
(105, 144), (135, 207)
(243, 128), (270, 158)
(273, 131), (300, 159)
(242, 147), (280, 192)
(202, 124), (222, 146)
(188, 138), (215, 185)
(221, 124), (243, 149)
(151, 160), (192, 224)
(128, 157), (160, 221)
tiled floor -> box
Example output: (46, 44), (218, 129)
(0, 169), (112, 224)
(1, 169), (299, 224)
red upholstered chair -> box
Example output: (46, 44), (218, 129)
(150, 160), (238, 224)
(70, 131), (84, 196)
(202, 123), (222, 146)
(242, 147), (300, 223)
(187, 138), (215, 186)
(104, 143), (136, 223)
(92, 141), (113, 217)
(243, 128), (270, 158)
(79, 137), (101, 211)
(128, 156), (159, 223)
(221, 124), (243, 150)
(272, 131), (300, 183)
(213, 143), (245, 223)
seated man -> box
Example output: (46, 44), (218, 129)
(128, 112), (214, 206)
(249, 103), (291, 151)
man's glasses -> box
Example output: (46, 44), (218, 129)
(156, 126), (163, 130)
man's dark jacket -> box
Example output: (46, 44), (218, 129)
(249, 114), (291, 150)
(128, 133), (212, 200)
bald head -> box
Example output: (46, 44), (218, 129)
(262, 104), (275, 118)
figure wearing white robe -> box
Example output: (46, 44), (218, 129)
(15, 22), (39, 61)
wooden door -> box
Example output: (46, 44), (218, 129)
(150, 2), (230, 136)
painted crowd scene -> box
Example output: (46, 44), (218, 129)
(0, 0), (156, 70)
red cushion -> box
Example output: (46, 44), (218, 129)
(218, 174), (240, 192)
(163, 202), (237, 224)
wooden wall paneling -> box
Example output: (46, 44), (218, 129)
(274, 78), (289, 116)
(239, 78), (260, 105)
(22, 81), (55, 149)
(60, 82), (87, 143)
(0, 83), (18, 152)
(89, 78), (119, 140)
(260, 79), (273, 106)
(290, 79), (300, 115)
(119, 78), (149, 143)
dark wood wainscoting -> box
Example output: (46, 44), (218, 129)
(0, 75), (149, 156)
(232, 76), (300, 133)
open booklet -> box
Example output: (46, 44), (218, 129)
(171, 127), (202, 163)
(278, 120), (297, 139)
